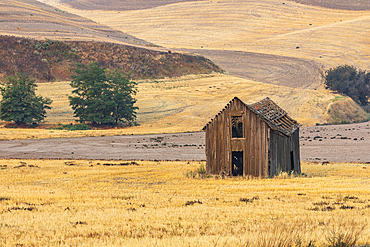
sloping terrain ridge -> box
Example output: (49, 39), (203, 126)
(0, 0), (150, 45)
(0, 36), (223, 82)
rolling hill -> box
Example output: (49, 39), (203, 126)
(58, 0), (370, 72)
(0, 0), (150, 45)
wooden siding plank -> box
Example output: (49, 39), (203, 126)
(210, 121), (215, 174)
(222, 110), (228, 175)
(265, 126), (269, 177)
(215, 114), (220, 174)
(277, 133), (283, 174)
(250, 111), (255, 176)
(246, 108), (251, 176)
(256, 118), (261, 177)
(220, 111), (225, 174)
(261, 122), (266, 177)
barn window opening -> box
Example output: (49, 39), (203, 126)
(231, 116), (243, 138)
(232, 151), (243, 176)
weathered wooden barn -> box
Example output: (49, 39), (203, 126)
(202, 97), (301, 177)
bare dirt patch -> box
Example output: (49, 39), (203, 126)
(1, 121), (370, 163)
(62, 0), (204, 11)
(300, 121), (370, 163)
(289, 0), (370, 11)
(181, 49), (323, 89)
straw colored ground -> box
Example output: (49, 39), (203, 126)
(0, 159), (369, 246)
(1, 74), (367, 140)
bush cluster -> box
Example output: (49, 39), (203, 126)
(325, 65), (370, 106)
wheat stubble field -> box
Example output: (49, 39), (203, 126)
(0, 159), (370, 246)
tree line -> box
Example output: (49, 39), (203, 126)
(0, 62), (138, 127)
(325, 65), (370, 107)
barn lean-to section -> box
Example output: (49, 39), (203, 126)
(203, 97), (300, 177)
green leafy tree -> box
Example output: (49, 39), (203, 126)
(0, 74), (52, 125)
(69, 62), (138, 125)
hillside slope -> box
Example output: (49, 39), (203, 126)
(0, 0), (150, 45)
(0, 36), (222, 82)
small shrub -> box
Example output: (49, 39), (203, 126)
(186, 170), (196, 178)
(187, 164), (206, 178)
(325, 219), (367, 247)
(197, 164), (206, 174)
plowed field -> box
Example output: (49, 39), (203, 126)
(1, 122), (370, 163)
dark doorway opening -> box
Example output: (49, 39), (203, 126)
(290, 151), (294, 172)
(232, 151), (243, 176)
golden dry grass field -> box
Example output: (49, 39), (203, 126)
(0, 159), (369, 246)
(1, 74), (367, 140)
(57, 0), (370, 70)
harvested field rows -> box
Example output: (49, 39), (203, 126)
(181, 49), (323, 89)
(0, 0), (149, 45)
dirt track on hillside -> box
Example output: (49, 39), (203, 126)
(1, 122), (370, 163)
(180, 49), (323, 89)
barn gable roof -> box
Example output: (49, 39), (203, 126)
(202, 97), (300, 136)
